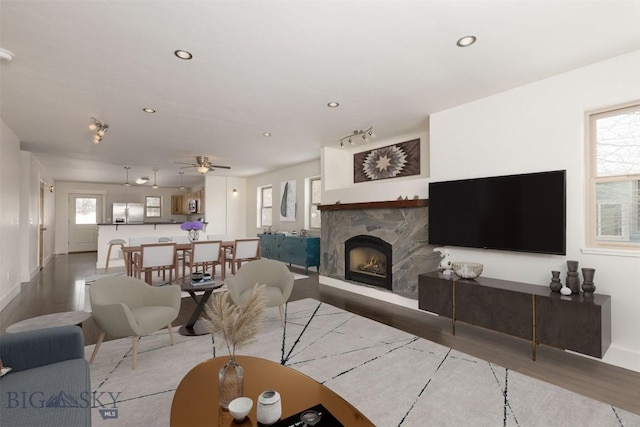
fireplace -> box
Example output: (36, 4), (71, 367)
(345, 235), (392, 290)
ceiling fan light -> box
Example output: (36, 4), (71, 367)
(92, 135), (102, 143)
(196, 166), (209, 174)
(88, 123), (98, 131)
(97, 128), (106, 137)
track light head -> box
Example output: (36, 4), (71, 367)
(89, 117), (109, 144)
(339, 126), (375, 147)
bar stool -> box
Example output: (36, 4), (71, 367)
(105, 239), (127, 271)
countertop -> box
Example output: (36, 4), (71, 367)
(98, 222), (183, 226)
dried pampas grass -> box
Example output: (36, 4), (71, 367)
(205, 283), (266, 359)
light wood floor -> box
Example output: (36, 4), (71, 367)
(1, 252), (638, 415)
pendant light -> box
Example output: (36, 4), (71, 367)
(152, 168), (158, 189)
(123, 166), (131, 187)
(179, 171), (185, 190)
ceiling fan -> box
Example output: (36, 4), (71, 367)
(175, 156), (231, 175)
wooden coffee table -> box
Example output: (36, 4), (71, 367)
(171, 355), (374, 426)
(5, 311), (92, 333)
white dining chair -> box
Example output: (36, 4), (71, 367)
(170, 235), (191, 244)
(223, 238), (260, 279)
(130, 237), (160, 246)
(182, 240), (222, 280)
(133, 242), (178, 285)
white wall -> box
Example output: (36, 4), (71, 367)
(0, 119), (21, 310)
(53, 181), (196, 254)
(204, 175), (247, 239)
(429, 50), (640, 371)
(322, 131), (430, 204)
(246, 160), (321, 237)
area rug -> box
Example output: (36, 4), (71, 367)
(84, 299), (639, 427)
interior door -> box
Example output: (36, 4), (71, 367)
(68, 194), (103, 252)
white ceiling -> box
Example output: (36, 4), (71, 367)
(2, 1), (640, 188)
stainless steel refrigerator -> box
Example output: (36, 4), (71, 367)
(112, 203), (144, 224)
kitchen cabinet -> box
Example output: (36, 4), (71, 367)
(171, 190), (204, 214)
(171, 195), (184, 215)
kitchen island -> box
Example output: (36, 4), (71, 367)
(96, 223), (202, 269)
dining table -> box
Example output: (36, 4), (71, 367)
(122, 241), (235, 283)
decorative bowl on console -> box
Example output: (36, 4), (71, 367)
(452, 262), (483, 279)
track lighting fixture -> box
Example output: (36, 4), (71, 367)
(339, 126), (375, 148)
(89, 117), (109, 144)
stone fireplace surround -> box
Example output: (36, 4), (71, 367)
(320, 200), (440, 299)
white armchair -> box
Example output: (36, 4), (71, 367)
(225, 259), (294, 326)
(89, 275), (181, 368)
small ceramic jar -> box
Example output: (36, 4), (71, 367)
(256, 389), (281, 425)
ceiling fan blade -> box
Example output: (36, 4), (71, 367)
(178, 165), (196, 169)
(175, 161), (196, 166)
(208, 164), (231, 169)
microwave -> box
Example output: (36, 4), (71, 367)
(188, 199), (198, 213)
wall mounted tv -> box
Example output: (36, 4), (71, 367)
(428, 170), (566, 255)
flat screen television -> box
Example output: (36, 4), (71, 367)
(428, 170), (566, 255)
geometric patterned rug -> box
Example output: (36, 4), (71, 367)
(86, 298), (640, 427)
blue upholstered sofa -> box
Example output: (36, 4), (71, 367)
(0, 325), (91, 426)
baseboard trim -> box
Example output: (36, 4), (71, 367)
(319, 275), (420, 311)
(0, 284), (20, 312)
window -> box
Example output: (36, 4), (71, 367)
(75, 197), (97, 224)
(587, 103), (640, 249)
(146, 196), (162, 218)
(258, 186), (272, 228)
(309, 177), (321, 228)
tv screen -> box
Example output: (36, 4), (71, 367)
(428, 170), (566, 255)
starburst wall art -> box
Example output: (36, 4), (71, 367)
(353, 138), (420, 183)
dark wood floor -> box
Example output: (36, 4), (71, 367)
(2, 253), (638, 415)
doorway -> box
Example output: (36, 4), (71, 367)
(68, 194), (103, 252)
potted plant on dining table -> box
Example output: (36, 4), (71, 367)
(180, 220), (205, 242)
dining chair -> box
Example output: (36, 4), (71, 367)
(223, 238), (260, 279)
(182, 240), (222, 281)
(129, 236), (160, 246)
(133, 242), (178, 285)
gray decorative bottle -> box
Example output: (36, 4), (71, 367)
(581, 268), (596, 296)
(566, 260), (580, 294)
(549, 270), (562, 292)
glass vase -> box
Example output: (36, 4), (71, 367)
(188, 229), (199, 242)
(218, 358), (244, 409)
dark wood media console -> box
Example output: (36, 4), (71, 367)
(418, 271), (611, 360)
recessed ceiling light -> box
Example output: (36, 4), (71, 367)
(327, 102), (340, 108)
(142, 108), (156, 113)
(456, 36), (477, 47)
(263, 132), (271, 137)
(174, 50), (193, 60)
